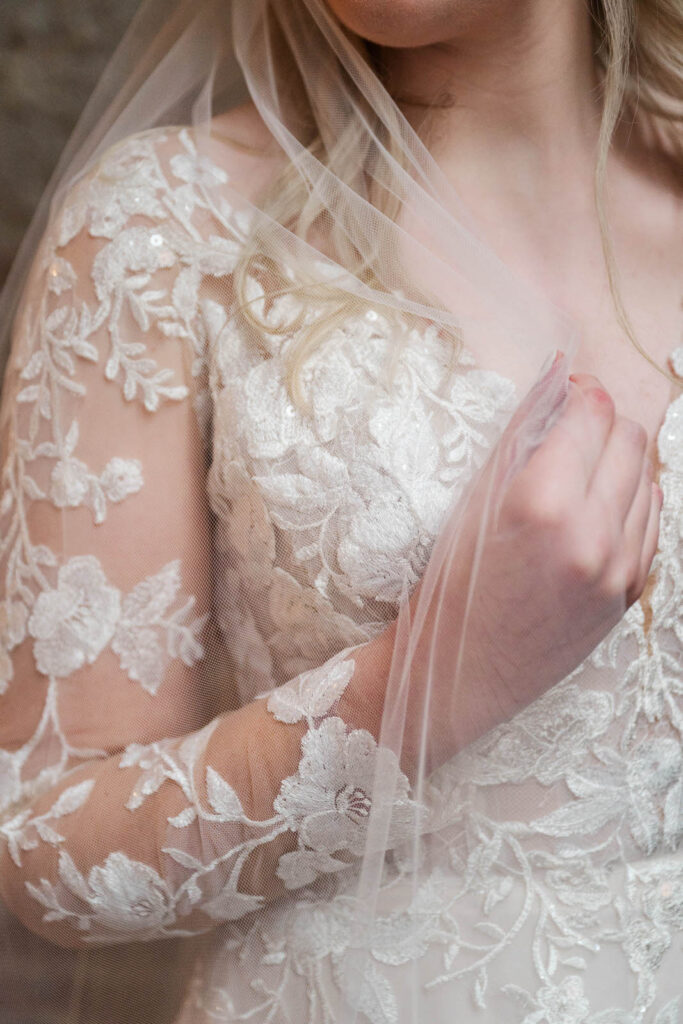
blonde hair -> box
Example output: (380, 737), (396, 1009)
(231, 0), (683, 403)
(593, 0), (683, 386)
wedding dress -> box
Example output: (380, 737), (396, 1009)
(1, 2), (682, 1022)
(0, 121), (681, 1024)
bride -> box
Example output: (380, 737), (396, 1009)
(0, 0), (681, 1021)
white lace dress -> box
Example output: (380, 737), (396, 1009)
(0, 128), (681, 1024)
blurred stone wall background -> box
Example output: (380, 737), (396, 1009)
(0, 0), (140, 287)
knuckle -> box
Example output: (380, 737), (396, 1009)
(565, 527), (613, 583)
(510, 484), (564, 530)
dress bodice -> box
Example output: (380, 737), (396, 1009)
(202, 274), (683, 1022)
(205, 285), (516, 698)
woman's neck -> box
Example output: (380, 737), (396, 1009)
(384, 0), (603, 197)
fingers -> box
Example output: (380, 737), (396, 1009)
(604, 459), (661, 606)
(501, 367), (659, 603)
(587, 414), (648, 526)
(623, 460), (656, 547)
(510, 372), (616, 506)
(563, 374), (617, 486)
(627, 481), (662, 603)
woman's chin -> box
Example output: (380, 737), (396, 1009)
(323, 0), (501, 48)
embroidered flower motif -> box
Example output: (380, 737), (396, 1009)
(545, 857), (613, 915)
(111, 561), (207, 694)
(274, 847), (352, 890)
(623, 917), (670, 977)
(533, 738), (682, 855)
(274, 717), (418, 868)
(629, 861), (683, 933)
(306, 338), (366, 444)
(242, 358), (316, 460)
(77, 136), (167, 239)
(522, 976), (590, 1024)
(28, 556), (121, 677)
(454, 684), (614, 788)
(50, 456), (90, 507)
(170, 152), (228, 189)
(446, 369), (516, 462)
(63, 851), (175, 936)
(99, 458), (144, 503)
(92, 226), (177, 301)
(46, 256), (77, 295)
(255, 446), (350, 533)
(338, 489), (431, 603)
(367, 397), (448, 528)
(45, 419), (144, 521)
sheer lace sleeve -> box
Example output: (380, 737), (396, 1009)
(0, 128), (423, 948)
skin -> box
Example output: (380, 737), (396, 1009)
(327, 0), (683, 452)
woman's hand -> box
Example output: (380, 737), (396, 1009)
(403, 359), (662, 773)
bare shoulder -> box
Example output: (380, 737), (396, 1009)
(207, 99), (284, 199)
(210, 98), (274, 152)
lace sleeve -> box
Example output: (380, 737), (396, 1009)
(0, 129), (422, 948)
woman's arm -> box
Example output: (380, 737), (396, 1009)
(0, 634), (397, 948)
(0, 127), (419, 948)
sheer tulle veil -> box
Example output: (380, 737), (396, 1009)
(1, 2), (639, 1022)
